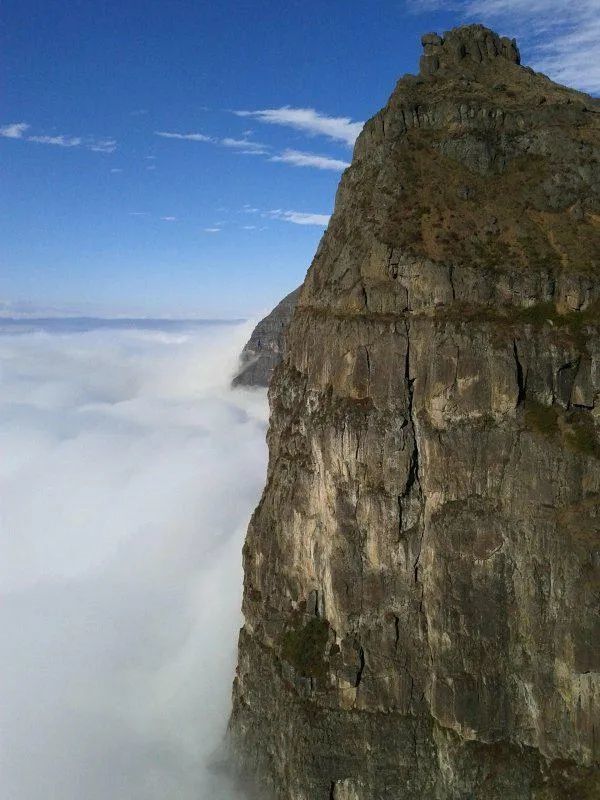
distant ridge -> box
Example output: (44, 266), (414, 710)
(232, 287), (300, 388)
(0, 317), (242, 335)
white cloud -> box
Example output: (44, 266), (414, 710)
(411, 0), (600, 93)
(242, 225), (257, 230)
(88, 138), (117, 153)
(161, 216), (177, 221)
(220, 137), (267, 154)
(0, 321), (267, 800)
(268, 209), (331, 226)
(1, 125), (117, 153)
(234, 106), (364, 147)
(0, 122), (30, 139)
(155, 130), (268, 154)
(269, 148), (350, 171)
(156, 128), (353, 171)
(156, 126), (354, 172)
(155, 131), (213, 142)
(28, 134), (82, 147)
(204, 227), (221, 233)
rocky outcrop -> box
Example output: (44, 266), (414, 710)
(420, 25), (520, 77)
(232, 288), (300, 388)
(229, 24), (600, 800)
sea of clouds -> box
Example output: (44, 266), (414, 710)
(0, 319), (269, 800)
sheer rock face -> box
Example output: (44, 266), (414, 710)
(229, 24), (600, 800)
(233, 288), (301, 388)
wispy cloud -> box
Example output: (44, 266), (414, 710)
(110, 168), (123, 173)
(155, 130), (268, 153)
(28, 135), (83, 147)
(157, 129), (352, 170)
(268, 209), (331, 226)
(204, 227), (221, 233)
(88, 138), (117, 153)
(270, 148), (350, 171)
(1, 122), (117, 152)
(155, 131), (213, 142)
(411, 1), (600, 93)
(0, 122), (30, 139)
(234, 106), (364, 147)
(161, 216), (177, 221)
(220, 137), (268, 154)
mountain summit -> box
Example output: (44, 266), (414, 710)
(229, 24), (600, 799)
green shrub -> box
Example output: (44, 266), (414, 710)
(524, 401), (600, 459)
(515, 302), (560, 326)
(524, 400), (560, 437)
(565, 413), (600, 459)
(281, 617), (330, 679)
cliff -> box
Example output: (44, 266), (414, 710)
(233, 288), (301, 388)
(230, 24), (600, 799)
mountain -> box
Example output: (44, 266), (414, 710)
(232, 288), (301, 388)
(229, 24), (600, 799)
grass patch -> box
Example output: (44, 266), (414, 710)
(280, 617), (330, 680)
(564, 412), (600, 459)
(510, 301), (600, 329)
(514, 302), (561, 326)
(498, 301), (600, 352)
(524, 402), (600, 459)
(524, 400), (560, 437)
(470, 237), (515, 269)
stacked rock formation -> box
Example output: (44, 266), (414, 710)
(232, 288), (301, 388)
(230, 25), (600, 799)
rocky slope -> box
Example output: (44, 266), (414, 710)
(229, 25), (600, 799)
(232, 288), (301, 388)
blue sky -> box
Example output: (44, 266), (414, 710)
(1, 0), (598, 318)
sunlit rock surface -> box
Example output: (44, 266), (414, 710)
(230, 24), (600, 799)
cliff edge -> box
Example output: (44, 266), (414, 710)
(230, 24), (600, 799)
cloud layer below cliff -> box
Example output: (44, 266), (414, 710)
(0, 320), (268, 800)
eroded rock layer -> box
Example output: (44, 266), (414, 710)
(230, 24), (600, 799)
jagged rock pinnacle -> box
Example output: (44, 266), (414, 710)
(420, 24), (520, 76)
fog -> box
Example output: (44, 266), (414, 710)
(0, 320), (268, 799)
